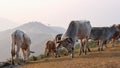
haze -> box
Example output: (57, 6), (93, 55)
(0, 0), (120, 31)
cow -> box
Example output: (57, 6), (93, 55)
(110, 24), (120, 47)
(89, 25), (119, 51)
(55, 34), (62, 43)
(11, 30), (32, 65)
(57, 20), (92, 58)
(45, 40), (57, 57)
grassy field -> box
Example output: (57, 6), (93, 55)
(19, 43), (120, 68)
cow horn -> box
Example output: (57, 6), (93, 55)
(30, 51), (35, 53)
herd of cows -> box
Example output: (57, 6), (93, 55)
(10, 20), (120, 65)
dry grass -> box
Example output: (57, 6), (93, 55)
(19, 43), (120, 68)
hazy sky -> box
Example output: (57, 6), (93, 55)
(0, 0), (120, 31)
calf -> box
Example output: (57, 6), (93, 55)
(45, 40), (57, 57)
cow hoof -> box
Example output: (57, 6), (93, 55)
(88, 49), (91, 52)
(85, 52), (87, 55)
(101, 49), (104, 51)
(79, 53), (81, 56)
(11, 61), (15, 65)
(98, 48), (100, 51)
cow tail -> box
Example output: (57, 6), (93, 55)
(11, 32), (16, 65)
(11, 32), (16, 57)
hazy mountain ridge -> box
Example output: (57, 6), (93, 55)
(0, 22), (65, 62)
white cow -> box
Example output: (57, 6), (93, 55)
(11, 30), (31, 65)
(57, 20), (92, 58)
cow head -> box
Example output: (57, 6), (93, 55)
(59, 38), (74, 53)
(111, 25), (119, 34)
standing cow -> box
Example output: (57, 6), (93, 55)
(90, 25), (119, 51)
(11, 30), (32, 65)
(57, 20), (92, 58)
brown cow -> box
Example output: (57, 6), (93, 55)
(45, 40), (57, 57)
(110, 24), (120, 47)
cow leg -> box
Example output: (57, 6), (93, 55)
(16, 46), (20, 65)
(79, 40), (83, 55)
(45, 48), (48, 56)
(101, 42), (104, 51)
(98, 40), (101, 51)
(11, 40), (16, 65)
(87, 46), (91, 52)
(26, 47), (30, 61)
(84, 39), (88, 55)
(82, 42), (84, 53)
(51, 50), (54, 57)
(111, 39), (115, 47)
(98, 40), (103, 51)
(11, 51), (15, 65)
(22, 48), (26, 63)
(11, 55), (14, 65)
(71, 47), (74, 58)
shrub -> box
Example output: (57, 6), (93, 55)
(28, 56), (38, 61)
(37, 54), (46, 60)
(88, 41), (98, 48)
(58, 47), (68, 56)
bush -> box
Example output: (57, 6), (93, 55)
(37, 54), (46, 60)
(75, 43), (80, 50)
(28, 54), (47, 61)
(88, 41), (98, 48)
(28, 56), (38, 61)
(58, 47), (68, 56)
(74, 41), (98, 50)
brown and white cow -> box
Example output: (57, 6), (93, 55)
(11, 30), (32, 65)
(57, 20), (92, 58)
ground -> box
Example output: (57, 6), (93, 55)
(19, 43), (120, 68)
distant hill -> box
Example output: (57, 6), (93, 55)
(0, 22), (65, 62)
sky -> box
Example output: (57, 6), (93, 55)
(0, 0), (120, 31)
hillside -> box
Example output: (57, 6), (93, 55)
(20, 43), (120, 68)
(0, 22), (65, 62)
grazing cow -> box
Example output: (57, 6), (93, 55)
(45, 40), (57, 57)
(55, 34), (70, 57)
(11, 30), (32, 65)
(57, 20), (92, 58)
(55, 34), (62, 43)
(90, 25), (119, 51)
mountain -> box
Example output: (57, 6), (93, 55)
(15, 22), (56, 34)
(0, 22), (65, 62)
